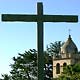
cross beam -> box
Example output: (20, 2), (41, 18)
(1, 2), (78, 80)
(2, 14), (78, 22)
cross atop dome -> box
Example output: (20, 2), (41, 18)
(68, 29), (71, 35)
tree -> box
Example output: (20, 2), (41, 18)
(10, 49), (37, 80)
(47, 41), (64, 57)
(1, 41), (64, 80)
(58, 63), (80, 80)
(1, 74), (11, 80)
(10, 49), (53, 80)
(44, 51), (53, 80)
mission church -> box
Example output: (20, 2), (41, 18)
(53, 34), (80, 78)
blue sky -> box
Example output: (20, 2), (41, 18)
(0, 0), (80, 76)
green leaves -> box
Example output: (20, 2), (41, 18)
(10, 49), (37, 80)
(58, 64), (80, 80)
(47, 41), (64, 57)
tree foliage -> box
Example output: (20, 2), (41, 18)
(1, 49), (53, 80)
(1, 74), (11, 80)
(58, 62), (80, 80)
(47, 41), (64, 57)
(10, 49), (37, 80)
(1, 41), (64, 80)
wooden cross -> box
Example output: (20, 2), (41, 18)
(1, 2), (78, 80)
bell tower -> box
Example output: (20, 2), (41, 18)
(53, 35), (79, 78)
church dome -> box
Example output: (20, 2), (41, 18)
(61, 35), (78, 54)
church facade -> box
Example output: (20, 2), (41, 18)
(53, 35), (80, 78)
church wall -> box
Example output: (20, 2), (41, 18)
(53, 59), (71, 66)
(53, 59), (71, 78)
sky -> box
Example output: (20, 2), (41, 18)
(0, 0), (80, 77)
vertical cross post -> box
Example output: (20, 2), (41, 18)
(37, 3), (44, 80)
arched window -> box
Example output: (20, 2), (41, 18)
(63, 63), (67, 71)
(56, 63), (60, 74)
(63, 63), (67, 67)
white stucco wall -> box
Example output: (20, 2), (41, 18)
(53, 58), (71, 78)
